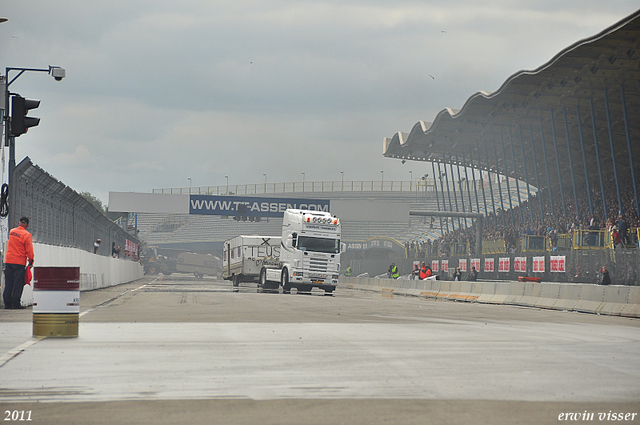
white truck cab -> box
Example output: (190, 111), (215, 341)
(261, 209), (342, 293)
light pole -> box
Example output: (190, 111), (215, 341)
(3, 65), (65, 233)
(340, 171), (344, 191)
(301, 172), (305, 191)
(409, 170), (412, 191)
(188, 177), (191, 193)
(263, 173), (267, 193)
(225, 175), (228, 195)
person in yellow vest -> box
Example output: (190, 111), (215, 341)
(344, 266), (352, 277)
(388, 262), (399, 279)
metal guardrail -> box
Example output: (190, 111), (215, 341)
(482, 240), (506, 255)
(521, 235), (546, 252)
(572, 230), (607, 249)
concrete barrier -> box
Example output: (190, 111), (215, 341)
(3, 243), (144, 308)
(489, 282), (511, 304)
(517, 282), (544, 308)
(476, 282), (497, 303)
(574, 284), (606, 314)
(447, 281), (477, 302)
(420, 280), (441, 299)
(621, 287), (640, 317)
(504, 281), (526, 305)
(437, 281), (452, 300)
(340, 276), (640, 318)
(599, 286), (630, 316)
(445, 281), (462, 300)
(555, 284), (582, 311)
(535, 283), (562, 310)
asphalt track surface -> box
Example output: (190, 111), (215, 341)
(1, 275), (639, 425)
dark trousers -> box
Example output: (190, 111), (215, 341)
(3, 263), (26, 308)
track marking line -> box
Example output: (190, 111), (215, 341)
(0, 336), (46, 368)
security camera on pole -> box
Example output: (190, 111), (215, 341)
(2, 66), (65, 233)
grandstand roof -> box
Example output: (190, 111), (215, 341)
(383, 10), (640, 194)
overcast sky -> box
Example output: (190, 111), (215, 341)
(1, 1), (638, 205)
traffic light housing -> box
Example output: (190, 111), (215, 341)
(11, 95), (40, 137)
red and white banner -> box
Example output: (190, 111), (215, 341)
(532, 256), (545, 273)
(550, 256), (566, 273)
(514, 257), (527, 273)
(470, 258), (481, 271)
(125, 240), (139, 256)
(441, 260), (449, 273)
(498, 257), (510, 273)
(459, 259), (467, 272)
(484, 257), (495, 273)
(432, 260), (439, 272)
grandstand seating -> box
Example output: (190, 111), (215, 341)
(136, 179), (530, 247)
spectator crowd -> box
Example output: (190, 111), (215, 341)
(406, 169), (639, 258)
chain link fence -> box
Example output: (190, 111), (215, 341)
(8, 157), (139, 256)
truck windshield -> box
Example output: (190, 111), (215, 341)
(297, 236), (340, 254)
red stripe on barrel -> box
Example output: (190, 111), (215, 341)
(33, 267), (80, 290)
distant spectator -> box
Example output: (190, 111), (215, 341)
(600, 266), (611, 285)
(612, 227), (623, 249)
(617, 215), (628, 244)
(94, 239), (101, 254)
(468, 266), (478, 281)
(412, 263), (420, 280)
(453, 267), (462, 281)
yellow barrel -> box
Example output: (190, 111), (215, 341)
(32, 267), (80, 338)
(33, 313), (79, 337)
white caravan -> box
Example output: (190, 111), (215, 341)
(222, 235), (282, 287)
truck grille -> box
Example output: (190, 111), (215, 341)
(305, 256), (329, 272)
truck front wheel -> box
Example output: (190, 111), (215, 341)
(259, 268), (267, 287)
(281, 270), (291, 293)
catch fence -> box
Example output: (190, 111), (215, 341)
(9, 157), (139, 256)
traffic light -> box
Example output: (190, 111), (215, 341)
(11, 95), (41, 137)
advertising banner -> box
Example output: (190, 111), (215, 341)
(484, 258), (495, 273)
(550, 255), (566, 273)
(533, 256), (545, 273)
(441, 260), (449, 273)
(470, 258), (481, 271)
(498, 257), (510, 273)
(432, 260), (439, 272)
(189, 195), (330, 218)
(459, 259), (467, 272)
(514, 257), (527, 273)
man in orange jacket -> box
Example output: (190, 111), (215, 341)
(3, 217), (34, 309)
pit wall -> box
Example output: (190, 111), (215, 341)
(2, 243), (144, 308)
(340, 276), (640, 318)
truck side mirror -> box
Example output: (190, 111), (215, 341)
(291, 232), (298, 248)
(341, 242), (346, 253)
